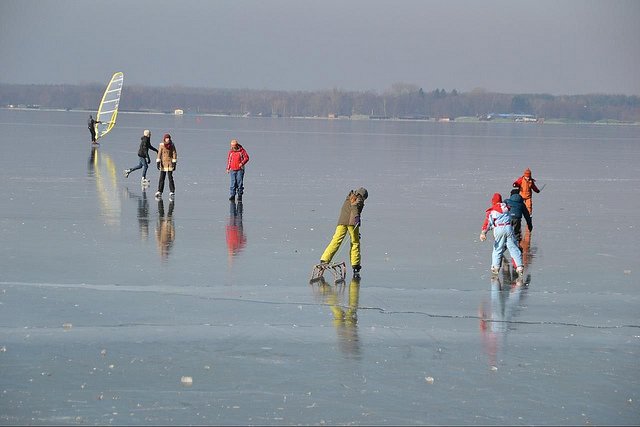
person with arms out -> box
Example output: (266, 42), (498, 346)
(88, 115), (101, 144)
(226, 139), (250, 201)
(479, 193), (524, 276)
(155, 134), (177, 200)
(320, 188), (368, 276)
(124, 130), (158, 185)
(513, 168), (540, 215)
(505, 188), (533, 242)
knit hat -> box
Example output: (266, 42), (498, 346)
(163, 133), (171, 140)
(491, 193), (502, 204)
(524, 168), (531, 177)
(143, 129), (150, 137)
(355, 187), (368, 200)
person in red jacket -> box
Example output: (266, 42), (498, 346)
(226, 139), (250, 201)
(513, 168), (540, 215)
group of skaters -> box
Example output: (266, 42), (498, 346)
(89, 119), (545, 282)
(479, 168), (541, 276)
(121, 130), (250, 202)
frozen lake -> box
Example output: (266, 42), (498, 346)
(1, 109), (639, 425)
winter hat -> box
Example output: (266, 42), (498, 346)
(510, 188), (520, 196)
(524, 168), (532, 177)
(163, 133), (171, 140)
(355, 187), (368, 200)
(491, 193), (502, 204)
(143, 129), (150, 137)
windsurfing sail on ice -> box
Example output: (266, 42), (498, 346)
(95, 72), (124, 141)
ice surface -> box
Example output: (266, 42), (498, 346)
(1, 110), (639, 425)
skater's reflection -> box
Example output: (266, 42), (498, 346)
(88, 146), (97, 177)
(124, 187), (150, 241)
(156, 198), (175, 262)
(312, 276), (361, 359)
(478, 274), (528, 368)
(226, 200), (246, 265)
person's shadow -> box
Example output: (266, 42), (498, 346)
(156, 198), (175, 262)
(312, 276), (362, 359)
(226, 200), (247, 267)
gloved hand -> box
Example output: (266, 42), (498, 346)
(172, 162), (177, 171)
(479, 231), (487, 242)
(528, 225), (533, 232)
(354, 215), (361, 227)
(156, 161), (161, 170)
(146, 157), (151, 164)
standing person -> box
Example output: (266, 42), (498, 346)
(88, 115), (101, 144)
(479, 193), (524, 276)
(505, 188), (533, 242)
(226, 139), (250, 201)
(155, 134), (177, 200)
(512, 168), (540, 215)
(124, 130), (158, 185)
(320, 188), (368, 275)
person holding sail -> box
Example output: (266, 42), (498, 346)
(88, 115), (101, 144)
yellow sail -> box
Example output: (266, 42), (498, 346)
(95, 72), (124, 141)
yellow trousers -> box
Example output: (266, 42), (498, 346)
(321, 225), (361, 267)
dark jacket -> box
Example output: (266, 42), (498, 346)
(337, 191), (365, 226)
(505, 193), (532, 230)
(138, 135), (158, 158)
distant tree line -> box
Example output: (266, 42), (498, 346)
(1, 82), (639, 122)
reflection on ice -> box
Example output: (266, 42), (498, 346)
(88, 147), (121, 226)
(155, 198), (175, 262)
(311, 276), (361, 358)
(226, 200), (247, 266)
(478, 273), (528, 369)
(124, 187), (151, 241)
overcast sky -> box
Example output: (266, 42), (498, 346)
(1, 0), (638, 95)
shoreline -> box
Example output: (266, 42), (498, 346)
(1, 107), (638, 126)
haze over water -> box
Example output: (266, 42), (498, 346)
(1, 109), (638, 425)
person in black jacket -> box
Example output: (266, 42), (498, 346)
(124, 130), (158, 185)
(88, 115), (101, 144)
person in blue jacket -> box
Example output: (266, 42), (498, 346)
(505, 188), (533, 242)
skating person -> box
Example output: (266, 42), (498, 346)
(505, 188), (533, 242)
(226, 139), (250, 201)
(155, 134), (177, 200)
(124, 130), (158, 185)
(512, 168), (541, 215)
(88, 115), (101, 144)
(320, 188), (368, 275)
(479, 193), (523, 276)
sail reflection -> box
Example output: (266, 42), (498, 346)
(88, 147), (121, 226)
(312, 276), (361, 359)
(156, 198), (175, 262)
